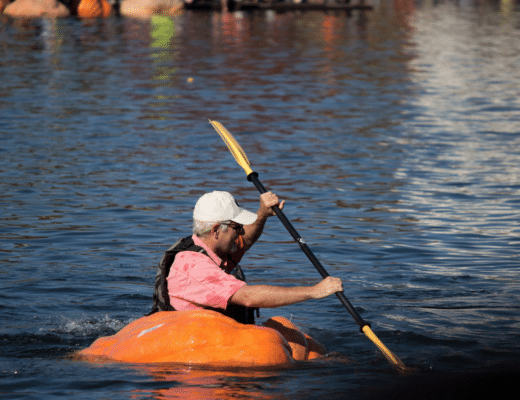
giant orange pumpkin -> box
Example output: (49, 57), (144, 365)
(76, 310), (326, 366)
(263, 316), (326, 360)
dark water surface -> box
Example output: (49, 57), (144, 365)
(1, 1), (520, 398)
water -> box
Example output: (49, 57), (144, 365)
(1, 0), (520, 398)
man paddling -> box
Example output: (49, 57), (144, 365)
(151, 191), (343, 324)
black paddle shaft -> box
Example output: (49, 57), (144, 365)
(247, 172), (369, 331)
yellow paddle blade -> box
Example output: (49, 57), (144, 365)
(209, 120), (253, 176)
(362, 325), (409, 371)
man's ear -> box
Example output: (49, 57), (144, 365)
(211, 223), (220, 239)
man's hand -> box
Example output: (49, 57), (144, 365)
(259, 191), (285, 219)
(311, 277), (343, 299)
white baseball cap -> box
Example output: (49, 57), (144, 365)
(193, 191), (258, 225)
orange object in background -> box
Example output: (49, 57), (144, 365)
(71, 0), (112, 18)
(0, 0), (10, 13)
(76, 310), (326, 366)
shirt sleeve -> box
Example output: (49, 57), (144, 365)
(167, 251), (246, 310)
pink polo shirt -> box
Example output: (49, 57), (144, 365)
(167, 234), (247, 311)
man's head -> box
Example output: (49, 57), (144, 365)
(193, 191), (257, 237)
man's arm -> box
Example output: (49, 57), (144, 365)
(241, 191), (285, 251)
(228, 276), (343, 308)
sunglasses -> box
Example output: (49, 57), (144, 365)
(221, 223), (245, 235)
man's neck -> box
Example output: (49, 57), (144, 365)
(197, 234), (225, 259)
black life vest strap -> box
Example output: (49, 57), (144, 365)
(148, 236), (202, 315)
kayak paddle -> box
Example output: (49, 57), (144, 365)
(210, 119), (409, 371)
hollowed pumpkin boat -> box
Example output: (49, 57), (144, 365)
(76, 309), (326, 366)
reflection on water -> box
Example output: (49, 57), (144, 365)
(130, 365), (280, 399)
(397, 1), (520, 252)
(1, 1), (520, 399)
